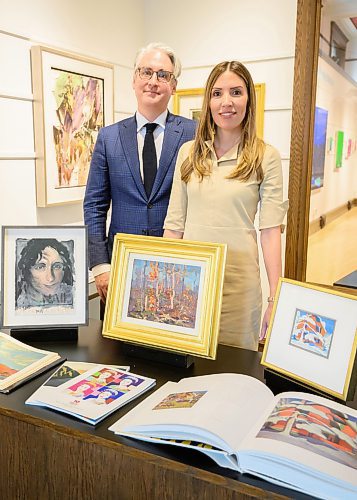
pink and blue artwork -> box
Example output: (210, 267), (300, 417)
(289, 309), (336, 358)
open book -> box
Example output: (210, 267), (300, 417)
(109, 373), (357, 499)
(26, 361), (155, 424)
(0, 331), (62, 393)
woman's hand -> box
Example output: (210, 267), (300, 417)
(259, 302), (274, 342)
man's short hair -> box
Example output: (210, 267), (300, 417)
(134, 42), (182, 80)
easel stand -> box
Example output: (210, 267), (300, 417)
(121, 343), (194, 368)
(10, 326), (78, 343)
(264, 368), (346, 404)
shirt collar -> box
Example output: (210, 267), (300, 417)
(136, 110), (168, 133)
(204, 140), (240, 162)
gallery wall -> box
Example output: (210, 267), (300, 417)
(309, 55), (357, 221)
(0, 0), (144, 233)
(0, 0), (297, 318)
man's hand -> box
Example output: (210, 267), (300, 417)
(95, 272), (110, 303)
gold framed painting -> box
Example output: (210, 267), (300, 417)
(103, 234), (227, 359)
(261, 278), (357, 400)
(31, 45), (114, 207)
(173, 84), (265, 138)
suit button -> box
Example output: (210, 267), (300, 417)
(147, 203), (153, 209)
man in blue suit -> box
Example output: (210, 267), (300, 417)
(84, 43), (196, 301)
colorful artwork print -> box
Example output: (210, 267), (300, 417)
(51, 68), (104, 189)
(127, 259), (202, 329)
(153, 391), (207, 410)
(311, 107), (328, 190)
(289, 309), (335, 358)
(65, 368), (145, 406)
(335, 130), (344, 168)
(0, 337), (47, 380)
(15, 238), (75, 311)
(257, 398), (357, 469)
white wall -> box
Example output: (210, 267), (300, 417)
(0, 0), (144, 237)
(1, 0), (298, 321)
(310, 56), (357, 221)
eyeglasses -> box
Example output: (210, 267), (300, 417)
(136, 67), (174, 83)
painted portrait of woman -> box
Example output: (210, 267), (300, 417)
(15, 238), (75, 309)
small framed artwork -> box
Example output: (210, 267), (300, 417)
(172, 83), (265, 138)
(261, 278), (357, 400)
(31, 46), (114, 207)
(103, 234), (227, 359)
(1, 226), (88, 329)
(311, 107), (328, 190)
(335, 130), (344, 168)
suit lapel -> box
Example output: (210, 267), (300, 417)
(119, 116), (147, 199)
(150, 113), (183, 200)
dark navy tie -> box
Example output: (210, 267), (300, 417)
(143, 123), (158, 197)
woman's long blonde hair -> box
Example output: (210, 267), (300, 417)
(181, 61), (265, 183)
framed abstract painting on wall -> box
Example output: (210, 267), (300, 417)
(311, 107), (328, 190)
(31, 46), (114, 207)
(102, 234), (227, 359)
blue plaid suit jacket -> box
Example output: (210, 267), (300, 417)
(83, 112), (196, 268)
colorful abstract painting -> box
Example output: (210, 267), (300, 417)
(311, 107), (328, 190)
(257, 397), (357, 469)
(336, 130), (344, 168)
(51, 69), (104, 188)
(289, 309), (335, 358)
(127, 259), (201, 329)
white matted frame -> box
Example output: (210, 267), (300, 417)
(173, 84), (265, 138)
(1, 226), (88, 329)
(261, 278), (357, 400)
(31, 46), (114, 207)
(103, 234), (227, 359)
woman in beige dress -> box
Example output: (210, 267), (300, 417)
(164, 61), (288, 351)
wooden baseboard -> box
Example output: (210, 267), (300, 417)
(309, 201), (356, 236)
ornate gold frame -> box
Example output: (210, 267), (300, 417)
(103, 234), (227, 359)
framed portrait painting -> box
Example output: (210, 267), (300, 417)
(31, 46), (114, 207)
(1, 226), (88, 329)
(103, 234), (227, 359)
(172, 83), (265, 138)
(261, 278), (357, 400)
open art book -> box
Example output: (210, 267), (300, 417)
(26, 362), (155, 425)
(0, 331), (62, 392)
(109, 373), (357, 499)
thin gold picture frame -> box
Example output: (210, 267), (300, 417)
(261, 278), (357, 400)
(172, 84), (266, 138)
(103, 234), (227, 359)
(31, 45), (114, 207)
